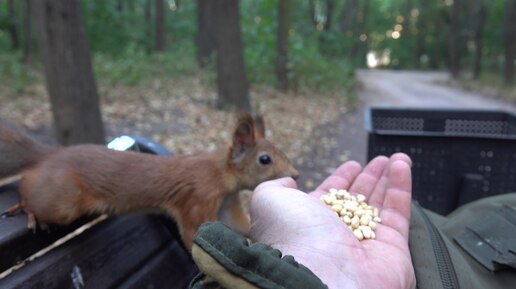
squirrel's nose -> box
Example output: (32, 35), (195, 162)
(290, 169), (299, 180)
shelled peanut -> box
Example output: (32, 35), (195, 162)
(320, 188), (381, 241)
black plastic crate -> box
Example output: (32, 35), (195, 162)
(365, 107), (516, 215)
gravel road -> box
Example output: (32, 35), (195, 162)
(296, 69), (516, 191)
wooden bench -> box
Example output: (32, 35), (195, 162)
(0, 179), (198, 289)
(0, 135), (199, 288)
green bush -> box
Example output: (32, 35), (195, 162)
(93, 40), (198, 86)
(240, 0), (356, 93)
(289, 32), (355, 93)
(0, 53), (39, 92)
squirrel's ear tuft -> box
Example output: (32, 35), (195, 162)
(253, 115), (266, 139)
(231, 112), (256, 160)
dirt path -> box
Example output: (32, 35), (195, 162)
(357, 70), (516, 109)
(296, 69), (516, 191)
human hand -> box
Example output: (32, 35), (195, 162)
(249, 153), (416, 289)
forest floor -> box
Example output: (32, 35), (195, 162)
(1, 69), (515, 192)
(0, 74), (351, 192)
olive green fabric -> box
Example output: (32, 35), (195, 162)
(189, 222), (328, 289)
(454, 205), (516, 271)
(410, 193), (516, 289)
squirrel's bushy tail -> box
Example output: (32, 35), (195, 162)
(0, 119), (55, 178)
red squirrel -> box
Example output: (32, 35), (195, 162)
(0, 113), (299, 250)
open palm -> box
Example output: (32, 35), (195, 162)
(250, 153), (416, 289)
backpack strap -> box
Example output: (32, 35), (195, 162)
(410, 193), (516, 289)
(454, 205), (516, 272)
(410, 202), (459, 289)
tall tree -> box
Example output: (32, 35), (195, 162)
(324, 0), (334, 31)
(117, 0), (124, 13)
(276, 0), (291, 91)
(34, 0), (105, 145)
(214, 0), (251, 111)
(449, 0), (462, 78)
(472, 0), (486, 79)
(351, 0), (369, 60)
(145, 0), (153, 51)
(414, 1), (426, 69)
(430, 1), (448, 69)
(22, 0), (33, 64)
(155, 0), (166, 52)
(196, 0), (216, 67)
(405, 0), (414, 66)
(7, 0), (20, 51)
(340, 0), (357, 34)
(309, 0), (318, 27)
(504, 0), (516, 85)
(145, 0), (152, 23)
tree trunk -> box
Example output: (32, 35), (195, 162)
(414, 0), (426, 69)
(309, 0), (317, 26)
(340, 0), (357, 34)
(196, 0), (216, 67)
(155, 0), (166, 52)
(117, 0), (124, 12)
(324, 0), (334, 31)
(430, 3), (447, 69)
(276, 0), (291, 91)
(472, 0), (486, 80)
(351, 0), (369, 60)
(449, 0), (462, 78)
(145, 0), (152, 23)
(145, 0), (152, 51)
(214, 0), (251, 112)
(34, 0), (105, 146)
(504, 0), (516, 85)
(22, 0), (33, 64)
(7, 0), (20, 51)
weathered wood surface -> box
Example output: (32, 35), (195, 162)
(0, 183), (198, 289)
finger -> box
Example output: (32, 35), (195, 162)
(368, 153), (412, 208)
(380, 160), (412, 240)
(310, 161), (362, 199)
(389, 152), (412, 167)
(347, 155), (389, 200)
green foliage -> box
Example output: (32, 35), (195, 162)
(0, 52), (39, 92)
(85, 0), (199, 86)
(0, 0), (510, 95)
(241, 0), (277, 85)
(93, 41), (198, 86)
(453, 72), (516, 101)
(81, 0), (196, 54)
(81, 1), (151, 53)
(483, 0), (506, 70)
(240, 0), (356, 92)
(289, 32), (355, 92)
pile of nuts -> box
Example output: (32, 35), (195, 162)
(320, 188), (382, 241)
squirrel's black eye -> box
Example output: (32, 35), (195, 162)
(259, 154), (272, 165)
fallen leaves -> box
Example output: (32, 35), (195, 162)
(0, 75), (352, 163)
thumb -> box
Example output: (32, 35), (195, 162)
(254, 177), (298, 193)
(251, 177), (299, 222)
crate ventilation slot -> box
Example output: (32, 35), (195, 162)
(373, 117), (424, 132)
(444, 120), (508, 137)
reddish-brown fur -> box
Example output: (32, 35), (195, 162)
(1, 113), (298, 250)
